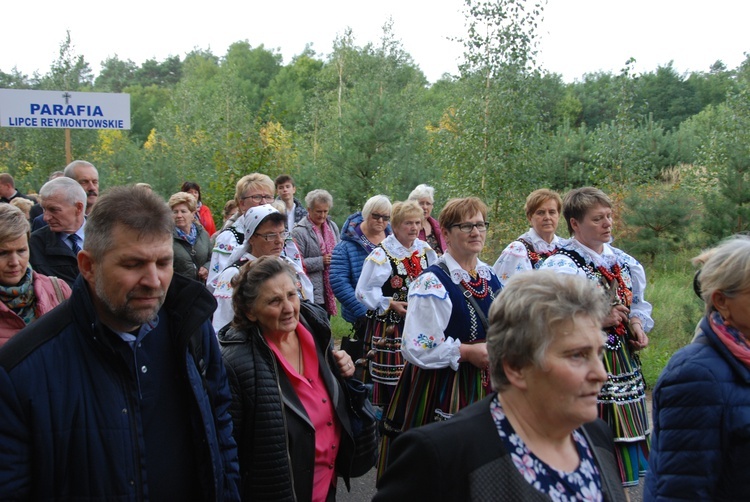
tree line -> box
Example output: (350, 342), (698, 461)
(1, 0), (748, 257)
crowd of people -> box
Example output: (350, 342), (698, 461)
(0, 161), (745, 500)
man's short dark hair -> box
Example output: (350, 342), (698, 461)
(274, 174), (295, 188)
(84, 185), (173, 261)
(0, 173), (15, 187)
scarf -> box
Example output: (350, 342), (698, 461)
(311, 217), (338, 316)
(710, 310), (750, 368)
(176, 222), (198, 246)
(0, 267), (37, 325)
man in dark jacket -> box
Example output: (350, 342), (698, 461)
(29, 176), (87, 287)
(0, 186), (240, 501)
(0, 173), (35, 204)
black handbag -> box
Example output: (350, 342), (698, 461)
(341, 377), (379, 477)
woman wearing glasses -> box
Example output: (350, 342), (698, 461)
(207, 173), (276, 292)
(378, 197), (502, 475)
(212, 204), (313, 333)
(330, 195), (392, 360)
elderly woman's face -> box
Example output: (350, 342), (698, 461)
(519, 315), (607, 430)
(417, 198), (434, 219)
(246, 272), (300, 337)
(172, 203), (194, 233)
(0, 234), (30, 287)
(393, 213), (422, 248)
(309, 202), (330, 227)
(367, 207), (390, 234)
(714, 288), (750, 338)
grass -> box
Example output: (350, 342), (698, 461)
(638, 249), (704, 387)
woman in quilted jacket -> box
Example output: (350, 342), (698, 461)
(645, 234), (750, 500)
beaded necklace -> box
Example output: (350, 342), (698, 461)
(461, 271), (490, 299)
(597, 263), (632, 337)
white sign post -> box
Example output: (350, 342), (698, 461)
(0, 89), (130, 130)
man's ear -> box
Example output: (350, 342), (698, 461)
(78, 250), (95, 284)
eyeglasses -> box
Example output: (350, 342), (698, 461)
(241, 194), (275, 204)
(371, 213), (391, 222)
(450, 222), (489, 233)
(254, 231), (290, 242)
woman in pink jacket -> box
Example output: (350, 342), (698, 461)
(0, 204), (71, 345)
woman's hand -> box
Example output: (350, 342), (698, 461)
(322, 253), (332, 267)
(389, 300), (408, 316)
(603, 304), (629, 328)
(459, 342), (489, 370)
(629, 319), (649, 350)
(333, 349), (356, 378)
(198, 266), (209, 282)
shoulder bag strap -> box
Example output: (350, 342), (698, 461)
(437, 261), (489, 332)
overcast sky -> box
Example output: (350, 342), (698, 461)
(3, 0), (748, 83)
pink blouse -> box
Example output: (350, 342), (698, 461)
(267, 324), (341, 501)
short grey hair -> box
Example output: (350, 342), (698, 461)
(487, 270), (609, 391)
(361, 194), (391, 220)
(305, 189), (333, 210)
(693, 234), (750, 316)
(40, 177), (87, 206)
(63, 160), (97, 180)
(408, 184), (435, 203)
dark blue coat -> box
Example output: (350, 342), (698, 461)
(330, 212), (391, 324)
(645, 315), (750, 500)
(0, 274), (240, 501)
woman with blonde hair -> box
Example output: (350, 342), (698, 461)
(168, 192), (211, 282)
(646, 235), (750, 499)
(207, 173), (276, 291)
(0, 204), (71, 344)
(355, 200), (437, 407)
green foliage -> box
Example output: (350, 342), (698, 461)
(638, 250), (704, 386)
(695, 69), (750, 240)
(620, 186), (692, 262)
(95, 56), (138, 93)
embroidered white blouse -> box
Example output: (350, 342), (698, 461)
(211, 252), (314, 334)
(355, 235), (437, 314)
(401, 252), (496, 371)
(541, 238), (654, 332)
(492, 228), (566, 287)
